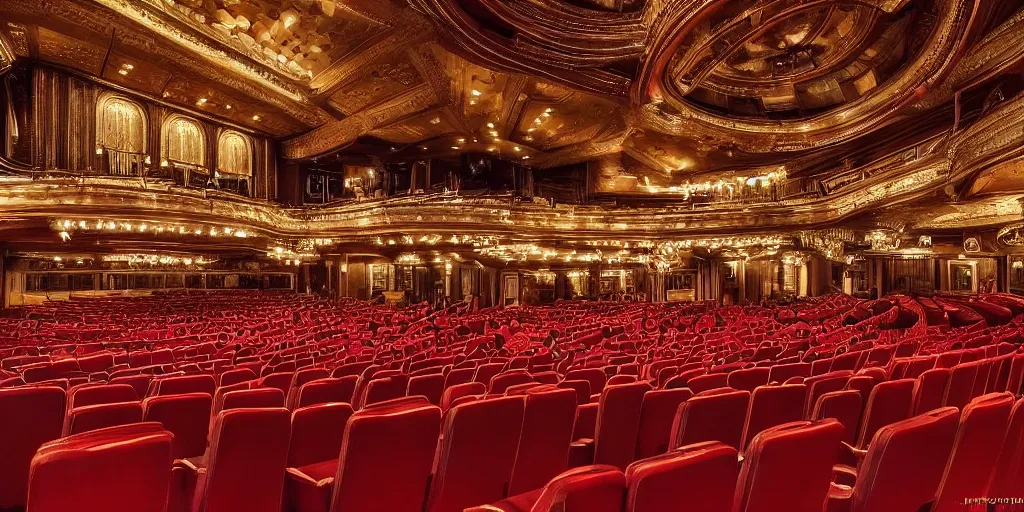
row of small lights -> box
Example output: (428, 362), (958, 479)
(52, 219), (249, 241)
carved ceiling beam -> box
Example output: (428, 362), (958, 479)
(496, 76), (531, 140)
(475, 0), (645, 67)
(0, 0), (330, 128)
(636, 0), (979, 152)
(914, 7), (1024, 112)
(308, 9), (434, 98)
(409, 0), (632, 97)
(281, 83), (440, 160)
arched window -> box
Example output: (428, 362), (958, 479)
(162, 115), (205, 166)
(96, 94), (146, 153)
(217, 130), (252, 176)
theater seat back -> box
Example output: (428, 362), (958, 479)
(0, 386), (65, 509)
(931, 393), (1014, 512)
(426, 396), (526, 512)
(198, 408), (291, 512)
(848, 407), (959, 512)
(508, 387), (578, 495)
(625, 441), (738, 512)
(734, 420), (844, 512)
(670, 388), (750, 451)
(329, 400), (441, 512)
(27, 423), (173, 512)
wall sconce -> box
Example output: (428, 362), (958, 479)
(95, 147), (104, 155)
(144, 156), (152, 165)
(340, 263), (348, 273)
(160, 159), (169, 167)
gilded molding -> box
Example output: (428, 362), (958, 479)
(0, 31), (13, 75)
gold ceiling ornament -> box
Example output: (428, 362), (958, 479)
(996, 223), (1024, 248)
(799, 229), (855, 262)
(636, 0), (979, 152)
(409, 0), (638, 96)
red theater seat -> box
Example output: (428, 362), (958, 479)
(287, 403), (354, 468)
(295, 376), (357, 409)
(109, 375), (153, 401)
(288, 398), (441, 512)
(929, 392), (1014, 512)
(634, 388), (693, 460)
(851, 379), (915, 455)
(214, 388), (284, 416)
(64, 401), (143, 436)
(734, 420), (844, 512)
(740, 384), (806, 450)
(574, 382), (650, 470)
(0, 386), (65, 510)
(426, 396), (526, 512)
(913, 368), (952, 415)
(564, 368), (607, 395)
(827, 407), (959, 512)
(26, 423), (173, 512)
(669, 388), (750, 451)
(218, 368), (257, 387)
(625, 441), (738, 512)
(363, 375), (410, 407)
(185, 408), (291, 512)
(142, 392), (213, 459)
(508, 386), (578, 495)
(728, 367), (770, 392)
(407, 374), (445, 405)
(490, 370), (534, 394)
(67, 383), (138, 410)
(440, 382), (486, 411)
(988, 396), (1024, 498)
(687, 373), (730, 393)
(812, 390), (863, 446)
(942, 362), (979, 409)
(154, 374), (217, 397)
(470, 465), (627, 512)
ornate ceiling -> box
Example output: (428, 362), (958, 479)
(2, 0), (1024, 238)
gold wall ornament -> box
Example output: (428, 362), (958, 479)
(0, 30), (13, 75)
(162, 114), (206, 166)
(96, 94), (147, 153)
(217, 130), (252, 176)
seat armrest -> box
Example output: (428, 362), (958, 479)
(838, 442), (867, 468)
(286, 467), (334, 488)
(832, 464), (858, 487)
(567, 438), (594, 469)
(826, 482), (854, 512)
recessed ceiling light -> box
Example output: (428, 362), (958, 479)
(430, 117), (441, 125)
(450, 146), (459, 150)
(252, 114), (261, 121)
(225, 104), (232, 110)
(457, 138), (465, 143)
(513, 146), (521, 152)
(522, 155), (530, 160)
(118, 69), (128, 75)
(198, 98), (208, 104)
(471, 89), (482, 96)
(486, 122), (495, 128)
(544, 108), (553, 113)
